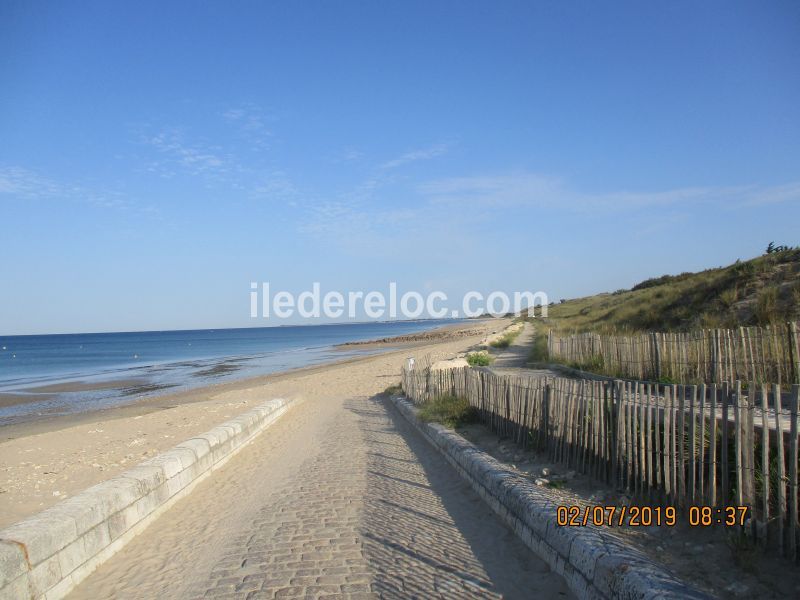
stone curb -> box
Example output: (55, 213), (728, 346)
(0, 397), (293, 600)
(390, 396), (713, 600)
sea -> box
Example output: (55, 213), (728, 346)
(0, 319), (460, 426)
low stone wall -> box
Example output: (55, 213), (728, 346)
(0, 397), (293, 600)
(390, 396), (711, 600)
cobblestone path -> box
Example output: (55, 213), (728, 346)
(70, 392), (572, 599)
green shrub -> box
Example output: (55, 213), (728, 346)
(731, 260), (755, 278)
(417, 394), (477, 428)
(631, 272), (693, 291)
(466, 352), (493, 366)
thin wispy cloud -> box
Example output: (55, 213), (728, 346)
(379, 142), (451, 170)
(0, 165), (156, 215)
(418, 172), (800, 212)
(298, 167), (800, 261)
(135, 105), (285, 195)
(222, 105), (271, 134)
(739, 181), (800, 206)
(222, 104), (273, 150)
(300, 141), (453, 225)
(330, 147), (364, 163)
(420, 173), (562, 206)
(249, 170), (299, 201)
(0, 166), (64, 199)
(143, 130), (229, 177)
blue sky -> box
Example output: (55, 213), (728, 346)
(1, 1), (799, 335)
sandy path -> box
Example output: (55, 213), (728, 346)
(68, 349), (572, 599)
(488, 321), (534, 369)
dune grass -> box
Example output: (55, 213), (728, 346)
(417, 394), (477, 428)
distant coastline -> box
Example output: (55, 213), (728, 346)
(0, 318), (465, 427)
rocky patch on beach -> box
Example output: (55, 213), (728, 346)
(336, 325), (489, 346)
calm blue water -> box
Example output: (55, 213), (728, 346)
(0, 319), (459, 425)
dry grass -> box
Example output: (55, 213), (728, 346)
(535, 248), (800, 334)
(490, 328), (523, 348)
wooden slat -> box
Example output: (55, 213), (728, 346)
(735, 381), (744, 508)
(760, 383), (770, 547)
(664, 385), (673, 501)
(742, 381), (756, 537)
(640, 383), (648, 497)
(598, 382), (607, 481)
(565, 380), (574, 467)
(654, 383), (663, 501)
(626, 381), (633, 491)
(699, 383), (706, 501)
(775, 384), (786, 555)
(678, 385), (686, 505)
(593, 381), (601, 479)
(613, 381), (622, 488)
(722, 382), (730, 507)
(581, 380), (589, 473)
(689, 385), (697, 504)
(646, 382), (654, 501)
(789, 384), (799, 560)
(709, 384), (718, 506)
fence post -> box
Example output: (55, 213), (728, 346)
(652, 332), (661, 381)
(734, 381), (743, 509)
(721, 382), (730, 507)
(789, 322), (800, 385)
(543, 382), (550, 453)
(775, 384), (786, 555)
(789, 385), (799, 561)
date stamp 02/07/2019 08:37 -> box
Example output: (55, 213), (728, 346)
(556, 504), (750, 528)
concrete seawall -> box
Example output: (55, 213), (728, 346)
(390, 395), (711, 600)
(0, 397), (293, 600)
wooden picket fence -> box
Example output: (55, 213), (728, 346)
(401, 364), (800, 559)
(547, 322), (800, 384)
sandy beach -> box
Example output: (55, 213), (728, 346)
(0, 318), (508, 529)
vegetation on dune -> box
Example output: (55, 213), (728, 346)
(417, 394), (477, 428)
(528, 331), (549, 363)
(535, 246), (800, 335)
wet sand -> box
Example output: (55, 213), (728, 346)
(0, 378), (150, 409)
